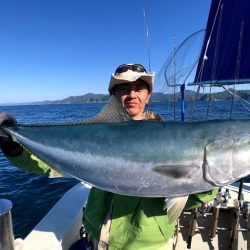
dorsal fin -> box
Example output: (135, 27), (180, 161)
(8, 96), (131, 128)
(83, 96), (131, 124)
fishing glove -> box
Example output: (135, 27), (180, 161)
(0, 112), (23, 157)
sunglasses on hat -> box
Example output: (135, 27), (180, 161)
(115, 64), (147, 75)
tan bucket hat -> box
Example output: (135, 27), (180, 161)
(108, 64), (155, 94)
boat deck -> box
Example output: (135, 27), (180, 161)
(20, 183), (250, 250)
(175, 185), (250, 250)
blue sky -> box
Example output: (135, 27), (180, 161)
(0, 0), (211, 103)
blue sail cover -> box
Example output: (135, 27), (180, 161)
(194, 0), (250, 86)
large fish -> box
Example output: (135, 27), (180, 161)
(1, 96), (250, 199)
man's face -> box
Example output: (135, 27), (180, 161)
(114, 80), (151, 120)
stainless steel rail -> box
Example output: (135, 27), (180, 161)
(0, 199), (14, 250)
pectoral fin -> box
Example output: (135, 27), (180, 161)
(153, 165), (197, 178)
(164, 196), (189, 224)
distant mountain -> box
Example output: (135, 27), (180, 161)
(2, 90), (250, 106)
(50, 93), (109, 104)
(200, 89), (250, 101)
(153, 89), (250, 102)
(42, 89), (250, 104)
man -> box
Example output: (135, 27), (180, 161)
(83, 64), (217, 250)
(0, 63), (217, 250)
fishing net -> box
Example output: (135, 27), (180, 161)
(155, 29), (205, 93)
(154, 29), (205, 121)
(154, 29), (250, 121)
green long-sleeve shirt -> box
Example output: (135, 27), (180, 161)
(9, 149), (60, 177)
(83, 187), (218, 250)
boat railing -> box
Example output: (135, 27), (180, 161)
(0, 199), (14, 250)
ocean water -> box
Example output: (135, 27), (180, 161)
(0, 100), (249, 239)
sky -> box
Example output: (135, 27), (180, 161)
(0, 0), (211, 103)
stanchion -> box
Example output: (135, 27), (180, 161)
(0, 199), (14, 250)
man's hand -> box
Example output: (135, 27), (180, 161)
(0, 112), (23, 157)
(0, 112), (16, 149)
(0, 112), (16, 126)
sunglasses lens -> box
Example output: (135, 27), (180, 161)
(132, 64), (147, 73)
(114, 64), (147, 75)
(115, 65), (130, 74)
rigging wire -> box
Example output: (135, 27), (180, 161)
(188, 0), (223, 120)
(205, 86), (212, 120)
(195, 0), (222, 84)
(230, 20), (245, 118)
(222, 86), (250, 112)
(229, 86), (236, 119)
(206, 1), (223, 120)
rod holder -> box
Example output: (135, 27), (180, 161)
(0, 199), (14, 250)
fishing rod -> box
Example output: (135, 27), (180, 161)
(143, 6), (151, 72)
(229, 179), (244, 248)
(187, 208), (198, 248)
(209, 188), (230, 239)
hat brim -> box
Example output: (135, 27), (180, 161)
(108, 72), (155, 94)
